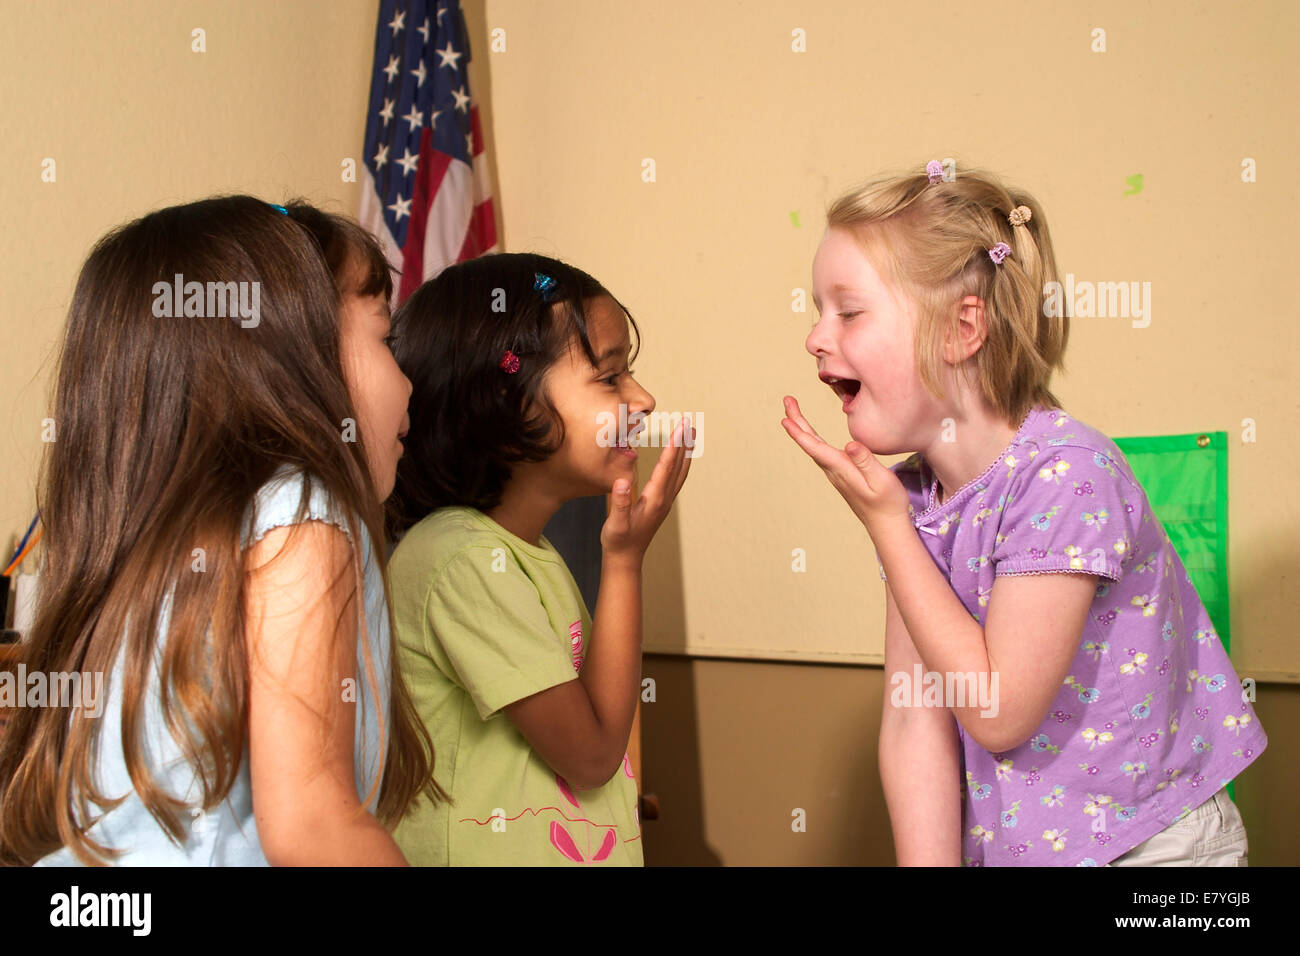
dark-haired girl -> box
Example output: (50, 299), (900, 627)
(386, 255), (692, 865)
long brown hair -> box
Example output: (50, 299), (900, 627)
(0, 195), (442, 865)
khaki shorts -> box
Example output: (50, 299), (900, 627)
(1105, 787), (1248, 866)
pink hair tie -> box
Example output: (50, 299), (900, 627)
(499, 349), (520, 373)
(988, 242), (1012, 265)
(926, 160), (944, 184)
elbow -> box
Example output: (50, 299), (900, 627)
(966, 715), (1036, 754)
(536, 744), (618, 792)
(579, 755), (624, 792)
(260, 819), (316, 866)
(258, 807), (360, 866)
(569, 746), (626, 792)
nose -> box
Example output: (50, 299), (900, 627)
(636, 384), (656, 416)
(625, 371), (655, 416)
(805, 316), (832, 359)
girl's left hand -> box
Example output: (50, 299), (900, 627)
(780, 395), (911, 530)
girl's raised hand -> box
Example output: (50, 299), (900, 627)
(601, 417), (694, 563)
(781, 395), (910, 531)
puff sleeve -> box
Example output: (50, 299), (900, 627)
(990, 444), (1146, 584)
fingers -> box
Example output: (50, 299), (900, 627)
(782, 395), (822, 440)
(639, 419), (686, 510)
(781, 415), (837, 470)
(604, 475), (635, 534)
(671, 421), (694, 498)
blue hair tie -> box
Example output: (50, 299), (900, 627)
(534, 272), (557, 301)
(268, 203), (288, 215)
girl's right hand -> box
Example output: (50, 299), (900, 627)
(600, 418), (694, 563)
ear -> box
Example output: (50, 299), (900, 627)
(944, 294), (988, 363)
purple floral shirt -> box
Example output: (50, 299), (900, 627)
(879, 404), (1267, 866)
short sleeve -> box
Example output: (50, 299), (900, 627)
(991, 444), (1143, 583)
(425, 547), (577, 720)
(244, 466), (355, 548)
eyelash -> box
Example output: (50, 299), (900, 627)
(602, 368), (634, 387)
(840, 312), (861, 320)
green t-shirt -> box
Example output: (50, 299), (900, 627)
(389, 506), (643, 866)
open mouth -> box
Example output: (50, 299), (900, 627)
(616, 421), (647, 449)
(820, 374), (862, 404)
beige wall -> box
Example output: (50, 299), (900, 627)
(2, 1), (1295, 864)
(1, 0), (381, 547)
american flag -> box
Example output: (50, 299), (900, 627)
(360, 0), (498, 305)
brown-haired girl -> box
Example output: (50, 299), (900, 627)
(0, 196), (442, 865)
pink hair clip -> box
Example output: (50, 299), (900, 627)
(926, 160), (944, 184)
(499, 349), (520, 373)
(988, 242), (1012, 265)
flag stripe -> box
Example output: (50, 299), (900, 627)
(359, 0), (497, 305)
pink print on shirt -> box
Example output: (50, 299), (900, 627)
(461, 621), (641, 862)
(548, 769), (634, 863)
(569, 620), (584, 671)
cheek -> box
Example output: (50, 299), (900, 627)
(381, 353), (409, 416)
(561, 397), (611, 460)
(338, 336), (367, 402)
(339, 344), (395, 444)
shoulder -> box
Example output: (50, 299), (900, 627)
(245, 464), (361, 549)
(390, 506), (516, 591)
(1006, 407), (1142, 497)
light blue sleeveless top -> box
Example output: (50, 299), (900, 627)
(35, 466), (392, 866)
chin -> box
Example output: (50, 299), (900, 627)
(849, 425), (902, 456)
(597, 457), (636, 489)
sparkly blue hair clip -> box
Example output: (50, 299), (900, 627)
(533, 272), (557, 302)
(268, 203), (288, 215)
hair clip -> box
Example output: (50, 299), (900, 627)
(533, 272), (557, 302)
(926, 160), (944, 184)
(268, 203), (288, 215)
(499, 349), (521, 374)
(1008, 205), (1032, 227)
(988, 242), (1012, 265)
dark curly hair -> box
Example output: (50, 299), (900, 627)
(386, 252), (640, 536)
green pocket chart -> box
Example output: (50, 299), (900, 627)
(1110, 429), (1238, 803)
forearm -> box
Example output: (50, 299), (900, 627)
(873, 515), (991, 684)
(264, 812), (409, 866)
(879, 711), (963, 866)
(578, 553), (643, 777)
